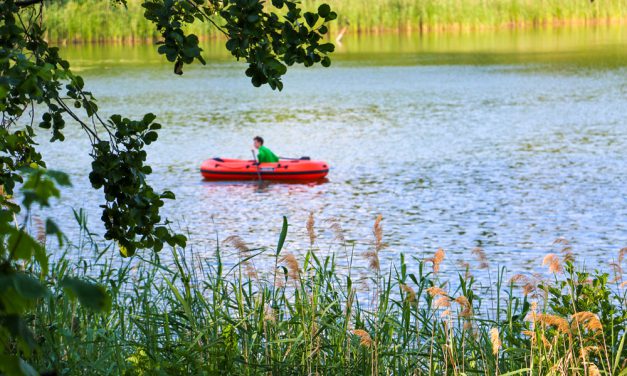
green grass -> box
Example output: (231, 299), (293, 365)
(306, 0), (627, 33)
(16, 213), (627, 375)
(40, 0), (627, 42)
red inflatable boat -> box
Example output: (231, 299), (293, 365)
(200, 157), (329, 181)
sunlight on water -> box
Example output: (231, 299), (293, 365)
(38, 27), (627, 279)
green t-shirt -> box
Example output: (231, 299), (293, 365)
(257, 145), (279, 163)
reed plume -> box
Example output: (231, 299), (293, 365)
(364, 250), (380, 271)
(224, 235), (258, 278)
(326, 219), (345, 243)
(365, 215), (385, 272)
(264, 306), (276, 323)
(34, 216), (46, 245)
(510, 274), (537, 296)
(527, 313), (570, 334)
(425, 248), (445, 273)
(457, 260), (472, 279)
(579, 346), (599, 359)
(543, 253), (563, 273)
(522, 330), (535, 338)
(612, 247), (627, 282)
(280, 254), (301, 280)
(400, 284), (416, 303)
(571, 312), (603, 333)
(306, 212), (316, 246)
(426, 286), (447, 297)
(352, 329), (373, 348)
(373, 214), (384, 252)
(554, 238), (575, 262)
(489, 328), (501, 355)
(588, 364), (601, 376)
(433, 296), (451, 309)
(454, 296), (472, 318)
(472, 247), (489, 269)
(223, 235), (249, 253)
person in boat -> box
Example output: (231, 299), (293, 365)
(253, 136), (279, 163)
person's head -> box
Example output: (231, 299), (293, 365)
(253, 136), (264, 149)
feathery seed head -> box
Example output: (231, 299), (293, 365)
(571, 312), (603, 333)
(280, 254), (301, 280)
(588, 364), (601, 376)
(306, 212), (316, 246)
(400, 284), (416, 302)
(364, 250), (380, 271)
(489, 328), (501, 355)
(434, 296), (451, 309)
(426, 286), (447, 297)
(352, 329), (372, 347)
(224, 235), (250, 254)
(542, 253), (563, 273)
(326, 220), (345, 243)
(454, 296), (473, 318)
(527, 313), (570, 334)
(472, 247), (489, 269)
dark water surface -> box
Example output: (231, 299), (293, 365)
(39, 27), (627, 275)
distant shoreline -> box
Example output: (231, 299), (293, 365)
(48, 17), (625, 45)
(42, 0), (626, 44)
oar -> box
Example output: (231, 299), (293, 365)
(279, 156), (310, 161)
(251, 150), (262, 182)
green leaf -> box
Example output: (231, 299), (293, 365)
(317, 4), (331, 17)
(142, 113), (157, 124)
(119, 243), (135, 258)
(160, 190), (175, 200)
(144, 131), (158, 144)
(8, 231), (40, 262)
(276, 216), (288, 257)
(225, 38), (239, 51)
(12, 273), (47, 299)
(318, 43), (335, 53)
(0, 355), (38, 376)
(46, 170), (71, 186)
(45, 218), (64, 246)
(304, 12), (319, 27)
(173, 234), (187, 248)
(61, 277), (111, 312)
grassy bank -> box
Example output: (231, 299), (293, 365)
(40, 0), (627, 42)
(9, 214), (627, 375)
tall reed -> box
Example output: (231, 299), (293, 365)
(17, 214), (627, 375)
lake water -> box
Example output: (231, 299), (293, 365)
(38, 27), (627, 277)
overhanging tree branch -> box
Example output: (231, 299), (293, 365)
(14, 0), (43, 8)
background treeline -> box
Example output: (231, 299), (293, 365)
(43, 0), (627, 42)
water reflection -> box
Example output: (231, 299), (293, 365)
(33, 28), (627, 283)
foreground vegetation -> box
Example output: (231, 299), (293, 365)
(43, 0), (627, 42)
(5, 213), (626, 375)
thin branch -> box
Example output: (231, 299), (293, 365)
(14, 0), (43, 8)
(184, 0), (229, 37)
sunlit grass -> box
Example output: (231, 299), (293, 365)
(40, 0), (627, 42)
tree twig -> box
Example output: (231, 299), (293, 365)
(14, 0), (43, 8)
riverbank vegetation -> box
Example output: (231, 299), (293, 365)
(5, 212), (627, 375)
(43, 0), (627, 42)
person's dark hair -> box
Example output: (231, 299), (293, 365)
(253, 136), (264, 145)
